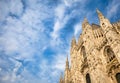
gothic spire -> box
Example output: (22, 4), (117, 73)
(65, 55), (69, 70)
(96, 8), (112, 30)
(71, 36), (76, 47)
(96, 9), (105, 21)
(82, 17), (89, 29)
(83, 17), (88, 24)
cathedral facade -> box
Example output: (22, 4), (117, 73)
(59, 10), (120, 83)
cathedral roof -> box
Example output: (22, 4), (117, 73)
(91, 24), (100, 30)
(112, 21), (120, 26)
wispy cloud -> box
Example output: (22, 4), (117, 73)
(51, 4), (68, 41)
(74, 22), (82, 38)
(53, 54), (66, 70)
(106, 0), (120, 19)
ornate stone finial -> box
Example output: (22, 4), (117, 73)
(82, 17), (89, 29)
(71, 36), (76, 47)
(83, 17), (88, 23)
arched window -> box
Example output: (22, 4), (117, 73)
(104, 46), (115, 63)
(86, 73), (91, 83)
(116, 73), (120, 83)
(102, 23), (106, 28)
(81, 46), (86, 61)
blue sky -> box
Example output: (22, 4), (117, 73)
(0, 0), (120, 83)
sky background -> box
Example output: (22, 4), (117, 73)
(0, 0), (120, 83)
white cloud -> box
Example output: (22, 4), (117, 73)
(0, 1), (56, 82)
(0, 0), (9, 21)
(9, 0), (24, 16)
(51, 0), (88, 43)
(63, 0), (86, 7)
(1, 61), (22, 83)
(50, 3), (72, 48)
(0, 0), (24, 22)
(51, 4), (66, 40)
(51, 21), (61, 39)
(74, 22), (82, 37)
(55, 4), (66, 20)
(51, 4), (67, 40)
(53, 54), (66, 70)
(64, 0), (71, 7)
(0, 67), (2, 71)
(0, 17), (37, 58)
(51, 15), (69, 39)
(106, 0), (120, 18)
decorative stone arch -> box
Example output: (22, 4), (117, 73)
(81, 46), (86, 61)
(104, 46), (115, 63)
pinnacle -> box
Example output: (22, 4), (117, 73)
(83, 17), (88, 23)
(72, 36), (76, 43)
(65, 55), (69, 69)
(96, 8), (104, 19)
(96, 8), (101, 14)
(66, 55), (68, 62)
